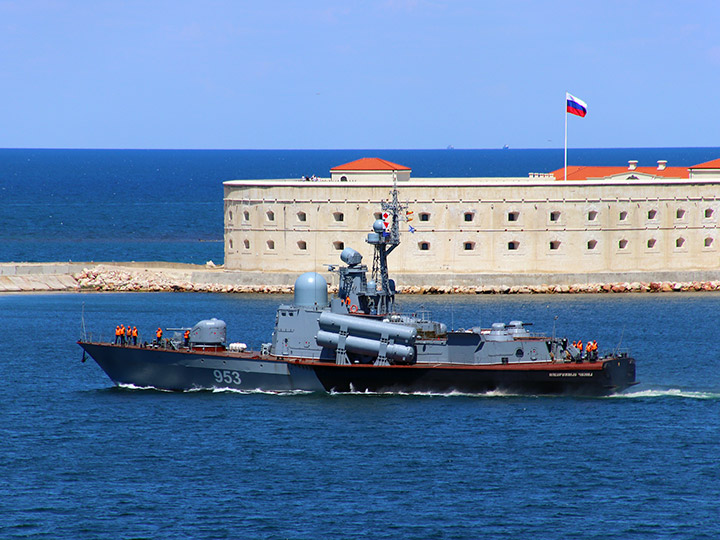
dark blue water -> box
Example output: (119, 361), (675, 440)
(1, 291), (719, 539)
(3, 148), (720, 538)
(2, 147), (720, 263)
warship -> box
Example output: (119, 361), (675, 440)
(79, 181), (637, 396)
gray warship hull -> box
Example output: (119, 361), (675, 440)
(79, 342), (636, 396)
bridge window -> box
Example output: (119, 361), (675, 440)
(647, 209), (657, 220)
(676, 237), (685, 248)
(705, 208), (714, 219)
(647, 238), (656, 248)
(297, 211), (307, 222)
(419, 212), (430, 222)
(243, 210), (250, 221)
(676, 208), (686, 219)
(297, 240), (307, 250)
(550, 211), (561, 222)
(549, 240), (561, 250)
(266, 210), (275, 221)
(705, 237), (714, 247)
(587, 239), (598, 250)
(464, 212), (474, 222)
(619, 211), (628, 221)
(508, 241), (519, 250)
(588, 210), (598, 221)
(463, 241), (475, 251)
(507, 211), (519, 222)
(333, 212), (344, 222)
(419, 242), (430, 251)
(333, 241), (344, 250)
(619, 239), (628, 249)
(266, 240), (275, 250)
(243, 239), (250, 249)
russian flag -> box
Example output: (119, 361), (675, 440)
(566, 92), (587, 117)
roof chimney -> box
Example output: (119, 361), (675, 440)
(657, 160), (667, 171)
(628, 160), (638, 171)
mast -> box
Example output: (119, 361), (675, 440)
(370, 173), (406, 314)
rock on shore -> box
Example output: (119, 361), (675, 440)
(69, 266), (720, 295)
(4, 263), (720, 294)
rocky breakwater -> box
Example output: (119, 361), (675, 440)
(74, 265), (296, 294)
(398, 281), (720, 294)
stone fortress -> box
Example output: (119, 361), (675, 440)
(223, 157), (720, 288)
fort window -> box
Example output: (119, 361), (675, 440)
(333, 241), (344, 250)
(619, 211), (628, 221)
(419, 242), (430, 251)
(266, 240), (275, 250)
(297, 211), (307, 222)
(549, 240), (561, 250)
(243, 211), (250, 221)
(297, 240), (307, 250)
(676, 208), (686, 219)
(705, 208), (714, 219)
(464, 212), (474, 222)
(587, 239), (598, 250)
(550, 211), (561, 222)
(507, 211), (519, 222)
(463, 241), (475, 251)
(266, 210), (275, 221)
(508, 241), (519, 250)
(420, 212), (430, 222)
(647, 209), (657, 220)
(676, 237), (685, 248)
(243, 239), (250, 249)
(333, 212), (344, 222)
(619, 239), (628, 249)
(647, 238), (656, 248)
(588, 210), (598, 221)
(705, 237), (714, 247)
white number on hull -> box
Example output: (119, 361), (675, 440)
(213, 369), (242, 385)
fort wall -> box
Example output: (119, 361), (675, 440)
(223, 176), (720, 281)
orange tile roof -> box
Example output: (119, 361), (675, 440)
(331, 158), (411, 171)
(549, 165), (689, 181)
(690, 158), (720, 169)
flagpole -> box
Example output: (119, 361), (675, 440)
(564, 92), (568, 182)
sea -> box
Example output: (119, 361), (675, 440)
(2, 148), (720, 539)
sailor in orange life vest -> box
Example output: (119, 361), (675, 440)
(156, 327), (163, 346)
(114, 325), (121, 345)
(132, 326), (138, 346)
(184, 329), (190, 347)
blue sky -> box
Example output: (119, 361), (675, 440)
(1, 0), (719, 149)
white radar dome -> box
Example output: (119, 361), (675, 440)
(293, 272), (329, 307)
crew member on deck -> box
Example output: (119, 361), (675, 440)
(156, 327), (163, 346)
(115, 325), (121, 345)
(184, 329), (190, 347)
(120, 324), (126, 346)
(132, 326), (138, 346)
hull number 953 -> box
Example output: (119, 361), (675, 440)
(213, 369), (242, 385)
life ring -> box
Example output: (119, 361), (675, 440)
(350, 304), (358, 313)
